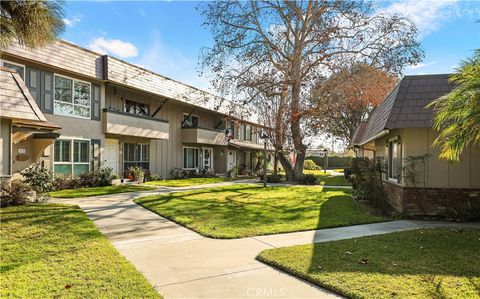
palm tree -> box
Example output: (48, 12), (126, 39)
(1, 0), (65, 51)
(427, 49), (480, 161)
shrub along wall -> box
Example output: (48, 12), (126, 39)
(306, 155), (353, 169)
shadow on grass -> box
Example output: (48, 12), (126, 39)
(134, 185), (386, 238)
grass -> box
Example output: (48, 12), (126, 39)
(145, 176), (256, 187)
(257, 228), (480, 299)
(0, 204), (160, 298)
(303, 170), (350, 186)
(49, 184), (156, 198)
(135, 184), (387, 238)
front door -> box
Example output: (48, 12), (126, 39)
(105, 138), (119, 175)
(227, 150), (236, 171)
(203, 147), (213, 172)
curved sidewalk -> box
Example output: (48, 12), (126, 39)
(53, 187), (479, 299)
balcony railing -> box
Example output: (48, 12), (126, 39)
(102, 108), (169, 139)
(181, 126), (226, 145)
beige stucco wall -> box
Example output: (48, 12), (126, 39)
(0, 118), (11, 177)
(373, 128), (480, 188)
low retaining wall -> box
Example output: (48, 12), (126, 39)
(383, 180), (480, 215)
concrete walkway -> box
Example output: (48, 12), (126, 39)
(53, 186), (480, 299)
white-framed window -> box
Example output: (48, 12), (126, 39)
(182, 113), (199, 128)
(54, 138), (91, 176)
(124, 143), (149, 170)
(245, 125), (252, 141)
(183, 146), (199, 169)
(1, 60), (25, 79)
(387, 137), (400, 182)
(54, 74), (91, 119)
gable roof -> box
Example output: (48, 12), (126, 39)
(0, 66), (60, 130)
(356, 74), (455, 145)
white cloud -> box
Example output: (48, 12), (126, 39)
(380, 0), (460, 37)
(88, 37), (138, 58)
(63, 14), (83, 27)
(408, 61), (436, 70)
(138, 8), (146, 17)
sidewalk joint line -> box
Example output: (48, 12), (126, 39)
(158, 266), (268, 287)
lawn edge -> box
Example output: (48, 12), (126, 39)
(256, 252), (357, 299)
(133, 197), (391, 240)
(1, 203), (161, 298)
(49, 185), (157, 198)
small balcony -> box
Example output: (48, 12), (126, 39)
(102, 108), (169, 139)
(182, 127), (226, 146)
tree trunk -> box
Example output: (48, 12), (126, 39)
(273, 152), (279, 175)
(278, 151), (294, 181)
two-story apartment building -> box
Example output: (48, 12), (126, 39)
(0, 40), (266, 180)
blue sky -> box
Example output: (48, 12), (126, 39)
(61, 1), (480, 93)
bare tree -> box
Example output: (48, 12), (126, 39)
(199, 0), (423, 180)
(312, 64), (398, 144)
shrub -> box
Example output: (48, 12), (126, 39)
(304, 159), (321, 170)
(52, 176), (81, 191)
(351, 157), (390, 212)
(79, 167), (113, 187)
(128, 166), (144, 182)
(438, 208), (480, 222)
(227, 166), (238, 178)
(306, 155), (353, 169)
(1, 180), (33, 206)
(20, 163), (53, 193)
(170, 168), (185, 179)
(149, 174), (162, 181)
(265, 174), (282, 183)
(297, 174), (319, 185)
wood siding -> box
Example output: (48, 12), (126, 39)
(4, 41), (103, 80)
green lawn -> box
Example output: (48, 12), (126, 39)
(49, 184), (156, 198)
(145, 177), (230, 187)
(257, 228), (480, 299)
(303, 170), (350, 186)
(145, 176), (257, 187)
(135, 184), (387, 238)
(0, 204), (160, 298)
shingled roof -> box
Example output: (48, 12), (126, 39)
(355, 74), (455, 145)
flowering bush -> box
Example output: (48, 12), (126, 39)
(20, 163), (53, 193)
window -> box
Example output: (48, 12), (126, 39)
(245, 125), (252, 141)
(54, 139), (90, 176)
(182, 114), (199, 128)
(124, 100), (150, 116)
(2, 61), (24, 79)
(54, 75), (91, 118)
(124, 143), (149, 170)
(239, 125), (245, 140)
(183, 147), (199, 169)
(388, 138), (400, 182)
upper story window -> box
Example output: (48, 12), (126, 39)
(182, 114), (199, 128)
(54, 75), (91, 119)
(124, 100), (150, 116)
(2, 61), (25, 79)
(245, 125), (252, 141)
(387, 137), (401, 182)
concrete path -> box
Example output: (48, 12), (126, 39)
(53, 187), (480, 299)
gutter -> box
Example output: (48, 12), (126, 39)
(359, 129), (390, 146)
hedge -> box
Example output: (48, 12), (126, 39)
(306, 155), (353, 169)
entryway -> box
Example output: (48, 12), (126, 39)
(202, 147), (213, 172)
(105, 138), (119, 175)
(227, 150), (236, 171)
